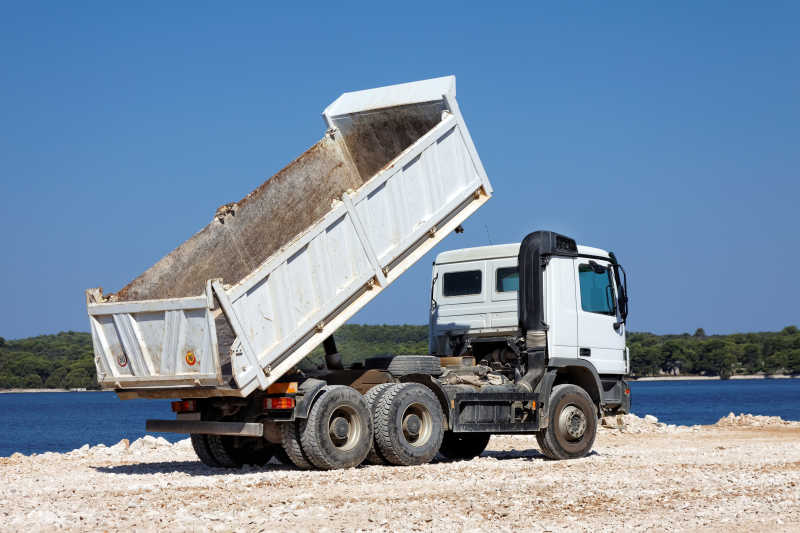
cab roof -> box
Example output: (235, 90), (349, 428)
(434, 242), (610, 265)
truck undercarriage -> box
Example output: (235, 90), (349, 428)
(145, 345), (630, 469)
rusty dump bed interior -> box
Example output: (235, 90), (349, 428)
(111, 101), (445, 302)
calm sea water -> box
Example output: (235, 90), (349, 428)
(1, 379), (799, 457)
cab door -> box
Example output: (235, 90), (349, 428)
(574, 258), (626, 374)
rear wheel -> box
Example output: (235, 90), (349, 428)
(191, 434), (241, 468)
(439, 432), (490, 461)
(300, 385), (373, 470)
(193, 432), (283, 468)
(281, 420), (313, 469)
(205, 435), (240, 467)
(190, 434), (221, 467)
(271, 442), (292, 465)
(536, 384), (597, 460)
(363, 383), (394, 465)
(228, 437), (274, 466)
(374, 383), (444, 466)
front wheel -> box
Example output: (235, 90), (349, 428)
(536, 384), (597, 460)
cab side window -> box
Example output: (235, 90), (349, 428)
(443, 270), (482, 297)
(578, 263), (615, 315)
(496, 266), (519, 292)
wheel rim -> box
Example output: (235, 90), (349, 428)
(327, 405), (362, 451)
(558, 404), (587, 442)
(402, 402), (432, 447)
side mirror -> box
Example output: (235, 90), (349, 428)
(612, 263), (629, 330)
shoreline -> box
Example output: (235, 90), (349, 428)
(1, 374), (798, 391)
(0, 388), (101, 394)
(3, 411), (800, 458)
(632, 374), (797, 381)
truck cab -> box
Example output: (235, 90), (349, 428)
(431, 241), (629, 376)
(430, 232), (630, 425)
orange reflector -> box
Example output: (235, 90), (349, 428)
(625, 388), (631, 395)
(531, 401), (536, 409)
(265, 397), (295, 410)
(171, 400), (197, 413)
(267, 382), (298, 394)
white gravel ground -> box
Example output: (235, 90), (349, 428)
(1, 413), (799, 532)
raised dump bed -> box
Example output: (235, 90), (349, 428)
(86, 76), (492, 396)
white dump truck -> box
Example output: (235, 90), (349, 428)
(86, 76), (630, 470)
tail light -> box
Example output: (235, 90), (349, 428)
(264, 397), (295, 410)
(171, 400), (197, 413)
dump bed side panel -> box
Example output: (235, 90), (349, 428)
(225, 114), (489, 395)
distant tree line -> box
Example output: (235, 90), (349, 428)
(0, 331), (97, 389)
(629, 326), (800, 378)
(305, 324), (430, 368)
(1, 325), (798, 388)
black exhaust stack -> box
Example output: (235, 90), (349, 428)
(517, 231), (578, 391)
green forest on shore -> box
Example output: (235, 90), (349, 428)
(1, 325), (798, 389)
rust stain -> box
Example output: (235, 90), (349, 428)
(234, 141), (326, 210)
(335, 101), (444, 181)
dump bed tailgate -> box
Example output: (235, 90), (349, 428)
(87, 291), (223, 389)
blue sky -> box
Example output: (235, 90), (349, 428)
(1, 2), (798, 339)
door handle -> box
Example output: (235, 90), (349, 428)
(579, 348), (591, 357)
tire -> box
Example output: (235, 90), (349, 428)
(536, 384), (597, 460)
(364, 356), (394, 370)
(439, 432), (490, 461)
(271, 443), (292, 465)
(228, 437), (274, 466)
(387, 355), (442, 377)
(374, 383), (444, 466)
(535, 430), (556, 459)
(206, 435), (241, 468)
(190, 434), (222, 467)
(362, 383), (394, 465)
(300, 386), (373, 470)
(281, 420), (313, 470)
